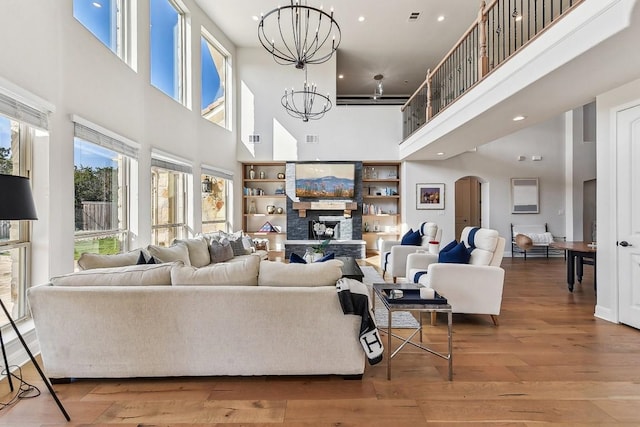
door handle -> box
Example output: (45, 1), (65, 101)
(618, 241), (632, 247)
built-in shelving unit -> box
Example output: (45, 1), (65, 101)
(362, 162), (401, 252)
(242, 163), (287, 251)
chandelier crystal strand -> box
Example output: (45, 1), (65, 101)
(258, 1), (341, 69)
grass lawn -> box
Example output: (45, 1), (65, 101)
(74, 236), (121, 260)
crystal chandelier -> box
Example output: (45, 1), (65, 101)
(281, 68), (332, 122)
(258, 1), (341, 69)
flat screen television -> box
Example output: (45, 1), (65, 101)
(295, 163), (355, 198)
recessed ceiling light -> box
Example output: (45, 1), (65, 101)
(513, 115), (526, 121)
(252, 15), (260, 21)
(92, 1), (102, 7)
(437, 15), (445, 22)
(358, 16), (365, 22)
(437, 152), (445, 156)
(338, 74), (344, 79)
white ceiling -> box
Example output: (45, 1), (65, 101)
(194, 0), (480, 98)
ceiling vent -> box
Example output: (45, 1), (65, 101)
(248, 134), (261, 144)
(408, 12), (420, 21)
(305, 134), (319, 144)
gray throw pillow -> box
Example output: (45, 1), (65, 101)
(209, 239), (234, 263)
(228, 237), (249, 257)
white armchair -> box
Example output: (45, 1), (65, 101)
(380, 222), (442, 283)
(406, 226), (506, 325)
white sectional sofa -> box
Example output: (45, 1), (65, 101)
(28, 240), (366, 380)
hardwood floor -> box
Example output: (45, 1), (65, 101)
(2, 257), (640, 426)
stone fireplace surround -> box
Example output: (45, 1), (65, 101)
(284, 162), (366, 259)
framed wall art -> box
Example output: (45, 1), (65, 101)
(511, 177), (539, 213)
(416, 183), (445, 209)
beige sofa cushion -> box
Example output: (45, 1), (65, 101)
(77, 249), (142, 270)
(171, 255), (260, 286)
(258, 259), (344, 287)
(147, 243), (191, 266)
(172, 236), (211, 267)
(51, 263), (174, 286)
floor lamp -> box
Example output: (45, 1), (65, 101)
(0, 174), (70, 421)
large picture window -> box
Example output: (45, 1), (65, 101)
(73, 0), (135, 67)
(151, 156), (191, 245)
(201, 31), (229, 128)
(73, 119), (137, 268)
(0, 115), (34, 325)
(151, 0), (188, 103)
(201, 168), (231, 233)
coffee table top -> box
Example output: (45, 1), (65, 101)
(336, 256), (364, 281)
(373, 283), (451, 311)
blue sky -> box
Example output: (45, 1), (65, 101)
(74, 139), (118, 169)
(74, 0), (223, 110)
(73, 0), (116, 52)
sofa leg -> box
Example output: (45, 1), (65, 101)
(342, 374), (363, 380)
(490, 315), (499, 326)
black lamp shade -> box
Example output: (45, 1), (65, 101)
(0, 174), (38, 220)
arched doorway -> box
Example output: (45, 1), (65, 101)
(455, 176), (482, 238)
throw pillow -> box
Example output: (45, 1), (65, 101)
(50, 263), (174, 286)
(440, 240), (458, 253)
(77, 249), (141, 270)
(258, 259), (345, 287)
(171, 254), (260, 286)
(147, 243), (191, 266)
(136, 251), (157, 265)
(209, 239), (234, 263)
(172, 236), (211, 268)
(316, 252), (335, 262)
(401, 228), (422, 246)
(228, 237), (249, 257)
(289, 252), (307, 264)
(438, 241), (471, 264)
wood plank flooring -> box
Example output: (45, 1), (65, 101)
(2, 257), (640, 426)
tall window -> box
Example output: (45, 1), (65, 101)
(151, 0), (188, 103)
(201, 31), (229, 128)
(0, 115), (34, 325)
(201, 169), (231, 233)
(73, 0), (135, 67)
(151, 156), (190, 245)
(73, 120), (137, 266)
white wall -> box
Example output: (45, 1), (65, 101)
(402, 115), (568, 246)
(236, 47), (401, 163)
(570, 106), (598, 241)
(0, 0), (239, 281)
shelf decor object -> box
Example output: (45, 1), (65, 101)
(416, 183), (445, 210)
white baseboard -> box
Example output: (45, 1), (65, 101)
(1, 319), (40, 380)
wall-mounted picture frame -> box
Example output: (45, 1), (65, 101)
(511, 178), (539, 213)
(417, 183), (445, 210)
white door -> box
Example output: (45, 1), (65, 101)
(617, 104), (640, 329)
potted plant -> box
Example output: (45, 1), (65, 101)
(304, 239), (330, 262)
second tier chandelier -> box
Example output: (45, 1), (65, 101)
(258, 0), (341, 69)
(281, 67), (333, 122)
